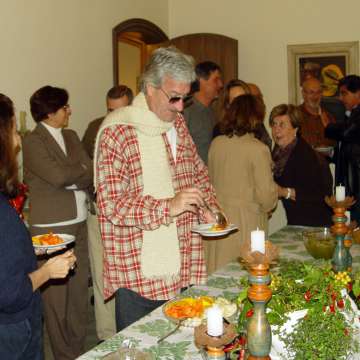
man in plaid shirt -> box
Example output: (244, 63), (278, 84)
(95, 47), (218, 330)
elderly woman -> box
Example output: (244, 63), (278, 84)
(0, 94), (76, 359)
(22, 86), (92, 359)
(270, 104), (333, 226)
(207, 95), (278, 274)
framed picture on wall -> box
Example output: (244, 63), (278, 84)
(287, 41), (359, 104)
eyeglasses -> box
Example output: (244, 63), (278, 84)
(159, 88), (191, 104)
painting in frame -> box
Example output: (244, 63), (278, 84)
(287, 41), (359, 104)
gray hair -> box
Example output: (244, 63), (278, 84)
(140, 47), (196, 93)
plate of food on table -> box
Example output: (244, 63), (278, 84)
(32, 233), (75, 250)
(191, 223), (237, 237)
(163, 296), (237, 327)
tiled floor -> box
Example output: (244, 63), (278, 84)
(44, 287), (98, 360)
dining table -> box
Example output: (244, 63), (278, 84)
(77, 226), (360, 360)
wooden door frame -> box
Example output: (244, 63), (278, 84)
(112, 18), (168, 85)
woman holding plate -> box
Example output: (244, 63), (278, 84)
(0, 93), (76, 359)
(22, 86), (93, 360)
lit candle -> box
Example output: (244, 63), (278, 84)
(335, 185), (345, 202)
(345, 211), (351, 226)
(251, 228), (265, 254)
(206, 305), (223, 337)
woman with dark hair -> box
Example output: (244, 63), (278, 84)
(206, 95), (277, 274)
(0, 93), (76, 359)
(270, 104), (333, 226)
(222, 79), (251, 110)
(22, 86), (92, 359)
(213, 79), (272, 149)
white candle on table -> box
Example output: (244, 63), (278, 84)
(251, 228), (265, 254)
(206, 305), (223, 337)
(335, 185), (345, 202)
(345, 211), (351, 226)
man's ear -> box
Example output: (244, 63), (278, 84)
(146, 84), (155, 97)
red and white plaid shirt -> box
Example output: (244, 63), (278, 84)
(96, 114), (216, 300)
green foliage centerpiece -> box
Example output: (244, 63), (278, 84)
(237, 260), (360, 360)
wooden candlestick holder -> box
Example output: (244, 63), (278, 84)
(239, 240), (279, 360)
(247, 263), (272, 360)
(325, 196), (355, 272)
(194, 322), (237, 360)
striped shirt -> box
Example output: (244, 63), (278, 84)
(96, 114), (216, 300)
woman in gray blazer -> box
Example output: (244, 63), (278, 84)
(23, 86), (93, 360)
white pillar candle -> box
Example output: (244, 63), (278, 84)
(206, 305), (223, 337)
(335, 185), (345, 202)
(345, 211), (351, 226)
(251, 228), (265, 254)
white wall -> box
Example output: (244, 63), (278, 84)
(0, 0), (168, 136)
(168, 0), (360, 232)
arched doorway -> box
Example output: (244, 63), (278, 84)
(113, 18), (238, 118)
(112, 18), (168, 92)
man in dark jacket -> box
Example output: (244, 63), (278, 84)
(325, 75), (360, 223)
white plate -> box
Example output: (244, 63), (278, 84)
(191, 223), (237, 237)
(315, 146), (333, 154)
(32, 233), (75, 249)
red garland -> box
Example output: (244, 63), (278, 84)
(8, 183), (28, 219)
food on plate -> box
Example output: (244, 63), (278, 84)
(32, 232), (64, 246)
(164, 296), (214, 319)
(164, 296), (237, 327)
(210, 223), (227, 231)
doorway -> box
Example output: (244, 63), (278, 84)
(113, 18), (238, 117)
(112, 18), (168, 94)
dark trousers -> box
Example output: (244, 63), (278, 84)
(115, 288), (166, 331)
(31, 221), (88, 360)
(0, 304), (43, 360)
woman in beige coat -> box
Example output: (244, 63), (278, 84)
(206, 95), (277, 274)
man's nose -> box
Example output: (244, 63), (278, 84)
(174, 99), (185, 112)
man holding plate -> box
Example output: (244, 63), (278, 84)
(94, 47), (218, 331)
(298, 77), (336, 156)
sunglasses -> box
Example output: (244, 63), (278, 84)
(159, 88), (191, 104)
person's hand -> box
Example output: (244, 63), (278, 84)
(170, 188), (205, 217)
(278, 185), (296, 201)
(43, 250), (77, 279)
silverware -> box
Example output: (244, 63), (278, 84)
(204, 202), (228, 229)
(157, 319), (184, 343)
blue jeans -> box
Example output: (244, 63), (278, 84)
(115, 288), (166, 331)
(0, 309), (43, 360)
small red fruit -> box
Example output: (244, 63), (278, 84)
(246, 309), (254, 318)
(337, 299), (345, 309)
